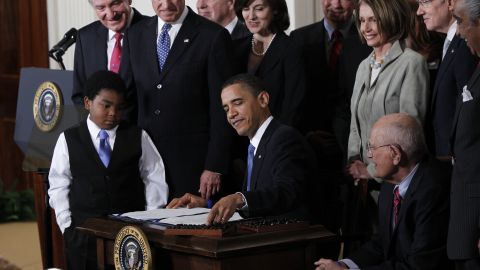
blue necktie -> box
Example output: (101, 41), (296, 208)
(247, 144), (255, 191)
(98, 130), (111, 167)
(157, 23), (171, 71)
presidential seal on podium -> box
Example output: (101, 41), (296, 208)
(33, 81), (63, 132)
(114, 226), (152, 270)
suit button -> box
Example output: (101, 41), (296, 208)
(157, 84), (162, 89)
(154, 109), (161, 115)
(105, 176), (110, 181)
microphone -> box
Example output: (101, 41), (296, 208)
(48, 28), (77, 69)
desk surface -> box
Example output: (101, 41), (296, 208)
(78, 218), (337, 259)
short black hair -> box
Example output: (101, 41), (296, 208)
(84, 70), (127, 100)
(235, 0), (290, 33)
(222, 73), (266, 97)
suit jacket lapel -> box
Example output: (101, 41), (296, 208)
(388, 161), (425, 253)
(451, 66), (480, 146)
(431, 36), (459, 111)
(95, 25), (108, 70)
(250, 119), (280, 191)
(140, 17), (162, 76)
(256, 32), (287, 76)
(159, 8), (199, 81)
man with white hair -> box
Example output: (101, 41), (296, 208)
(315, 113), (451, 270)
(71, 0), (146, 113)
(449, 0), (480, 268)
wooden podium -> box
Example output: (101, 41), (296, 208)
(78, 218), (338, 270)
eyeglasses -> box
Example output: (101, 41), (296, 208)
(417, 0), (434, 7)
(366, 142), (400, 155)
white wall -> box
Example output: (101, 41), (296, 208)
(47, 0), (323, 70)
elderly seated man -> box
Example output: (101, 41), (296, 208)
(316, 113), (451, 270)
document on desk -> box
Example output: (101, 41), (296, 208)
(118, 208), (243, 225)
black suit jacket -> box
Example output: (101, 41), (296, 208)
(290, 20), (370, 135)
(231, 20), (250, 40)
(428, 35), (477, 156)
(348, 158), (451, 269)
(448, 67), (480, 260)
(125, 8), (234, 199)
(233, 32), (306, 127)
(71, 8), (146, 105)
(240, 119), (317, 220)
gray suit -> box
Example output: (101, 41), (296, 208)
(348, 40), (429, 175)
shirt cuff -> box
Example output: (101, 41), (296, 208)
(235, 192), (248, 210)
(56, 210), (72, 234)
(340, 259), (360, 269)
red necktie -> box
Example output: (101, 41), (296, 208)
(110, 32), (123, 73)
(393, 187), (402, 226)
(329, 30), (343, 72)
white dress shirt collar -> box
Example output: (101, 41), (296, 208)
(108, 6), (134, 40)
(156, 5), (188, 46)
(249, 116), (273, 155)
(446, 21), (457, 43)
(394, 163), (419, 198)
(224, 16), (238, 34)
(86, 115), (118, 142)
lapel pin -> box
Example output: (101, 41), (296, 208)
(184, 38), (189, 43)
(451, 49), (455, 54)
(258, 155), (262, 159)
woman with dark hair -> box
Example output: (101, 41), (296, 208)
(346, 0), (429, 182)
(233, 0), (305, 127)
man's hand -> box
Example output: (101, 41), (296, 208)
(206, 193), (243, 225)
(166, 193), (207, 209)
(314, 258), (346, 270)
(199, 170), (221, 199)
(347, 160), (371, 180)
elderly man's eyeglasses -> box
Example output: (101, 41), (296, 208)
(417, 0), (434, 7)
(366, 142), (400, 155)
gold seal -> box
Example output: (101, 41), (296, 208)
(114, 226), (152, 270)
(33, 81), (63, 132)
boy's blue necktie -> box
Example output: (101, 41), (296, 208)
(98, 130), (111, 167)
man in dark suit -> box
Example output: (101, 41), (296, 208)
(196, 0), (250, 40)
(290, 0), (370, 137)
(417, 0), (478, 159)
(71, 0), (146, 107)
(315, 113), (451, 270)
(167, 74), (322, 226)
(125, 0), (233, 200)
(290, 0), (371, 251)
(448, 1), (480, 268)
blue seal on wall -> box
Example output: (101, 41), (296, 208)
(33, 81), (63, 132)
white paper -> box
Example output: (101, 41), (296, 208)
(120, 208), (210, 220)
(161, 212), (243, 225)
(119, 208), (243, 225)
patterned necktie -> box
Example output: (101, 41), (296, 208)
(393, 187), (402, 227)
(157, 23), (172, 71)
(246, 144), (255, 191)
(110, 32), (123, 73)
(98, 130), (111, 167)
(329, 30), (344, 72)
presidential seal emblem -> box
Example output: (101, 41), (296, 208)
(114, 226), (152, 270)
(33, 81), (63, 132)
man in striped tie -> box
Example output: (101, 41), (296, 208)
(315, 113), (451, 270)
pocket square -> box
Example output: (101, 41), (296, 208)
(462, 85), (474, 102)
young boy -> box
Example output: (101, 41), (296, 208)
(48, 70), (168, 270)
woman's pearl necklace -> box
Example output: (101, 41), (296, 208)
(251, 34), (276, 56)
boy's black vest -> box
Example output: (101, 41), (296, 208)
(64, 121), (145, 225)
